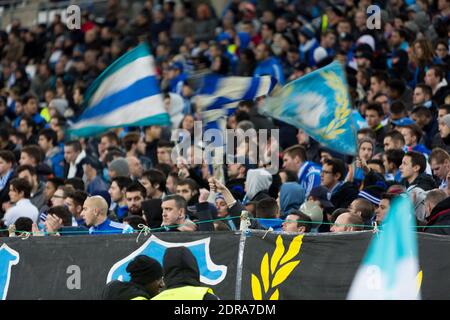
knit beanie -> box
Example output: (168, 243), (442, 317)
(441, 114), (450, 128)
(49, 98), (69, 116)
(126, 255), (163, 286)
(109, 157), (129, 177)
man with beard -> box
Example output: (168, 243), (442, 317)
(176, 178), (216, 231)
(125, 181), (146, 219)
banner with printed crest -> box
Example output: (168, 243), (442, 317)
(1, 231), (450, 299)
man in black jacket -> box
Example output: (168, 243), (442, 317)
(152, 247), (219, 300)
(400, 151), (437, 191)
(321, 158), (359, 209)
(102, 255), (163, 300)
(424, 190), (450, 235)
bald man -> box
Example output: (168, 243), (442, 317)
(81, 196), (134, 235)
(330, 212), (364, 233)
(127, 156), (144, 180)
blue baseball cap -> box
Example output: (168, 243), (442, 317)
(392, 117), (415, 127)
(169, 61), (184, 72)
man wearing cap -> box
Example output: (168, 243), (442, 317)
(102, 255), (164, 300)
(83, 157), (108, 194)
(80, 195), (134, 234)
(167, 61), (187, 96)
(108, 157), (130, 179)
(152, 246), (219, 300)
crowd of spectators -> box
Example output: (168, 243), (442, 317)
(0, 0), (449, 236)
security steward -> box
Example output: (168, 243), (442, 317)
(151, 246), (219, 300)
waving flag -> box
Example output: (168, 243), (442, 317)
(260, 61), (357, 155)
(347, 194), (421, 300)
(196, 74), (277, 128)
(68, 43), (170, 137)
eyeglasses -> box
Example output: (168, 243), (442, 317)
(321, 170), (333, 175)
(52, 195), (64, 199)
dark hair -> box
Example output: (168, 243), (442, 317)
(177, 178), (199, 192)
(104, 148), (125, 164)
(411, 106), (432, 119)
(256, 198), (279, 219)
(279, 169), (298, 182)
(324, 158), (346, 181)
(64, 140), (82, 153)
(14, 217), (33, 233)
(125, 181), (146, 198)
(388, 79), (406, 96)
(122, 132), (140, 152)
(380, 192), (397, 202)
(123, 215), (147, 231)
(111, 176), (132, 190)
(283, 144), (307, 162)
(21, 145), (43, 164)
(402, 123), (423, 142)
(47, 205), (72, 226)
(357, 128), (376, 141)
(154, 163), (172, 177)
(366, 103), (384, 117)
(385, 130), (405, 145)
(371, 71), (388, 84)
(367, 159), (384, 170)
(20, 116), (36, 130)
(287, 209), (312, 232)
(385, 149), (405, 168)
(100, 131), (119, 145)
(10, 177), (32, 198)
(429, 65), (445, 81)
(66, 190), (88, 207)
(0, 150), (15, 164)
(157, 140), (174, 149)
(38, 128), (57, 146)
(415, 83), (432, 98)
(389, 100), (406, 114)
(405, 151), (427, 174)
(47, 177), (65, 190)
(162, 194), (187, 210)
(438, 104), (450, 114)
(330, 208), (349, 223)
(65, 177), (85, 191)
(15, 164), (36, 176)
(142, 169), (167, 192)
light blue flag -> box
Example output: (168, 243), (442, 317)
(260, 61), (357, 155)
(68, 43), (170, 137)
(347, 194), (421, 300)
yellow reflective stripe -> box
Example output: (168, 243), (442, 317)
(131, 296), (148, 300)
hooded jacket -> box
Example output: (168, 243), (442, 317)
(401, 173), (437, 191)
(424, 196), (450, 235)
(160, 247), (218, 300)
(279, 182), (305, 217)
(101, 280), (151, 300)
(244, 169), (272, 202)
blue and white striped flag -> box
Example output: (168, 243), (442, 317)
(68, 43), (170, 137)
(195, 74), (277, 127)
(347, 194), (421, 300)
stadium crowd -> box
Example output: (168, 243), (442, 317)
(0, 0), (449, 237)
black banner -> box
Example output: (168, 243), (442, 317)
(1, 231), (450, 299)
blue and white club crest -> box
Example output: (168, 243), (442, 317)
(107, 235), (227, 286)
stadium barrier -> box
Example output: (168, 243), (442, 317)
(0, 230), (449, 300)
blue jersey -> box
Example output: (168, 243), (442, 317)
(298, 161), (322, 197)
(89, 218), (133, 235)
(254, 57), (285, 85)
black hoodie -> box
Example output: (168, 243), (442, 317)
(424, 197), (450, 236)
(101, 280), (152, 300)
(162, 247), (218, 300)
(401, 173), (437, 191)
